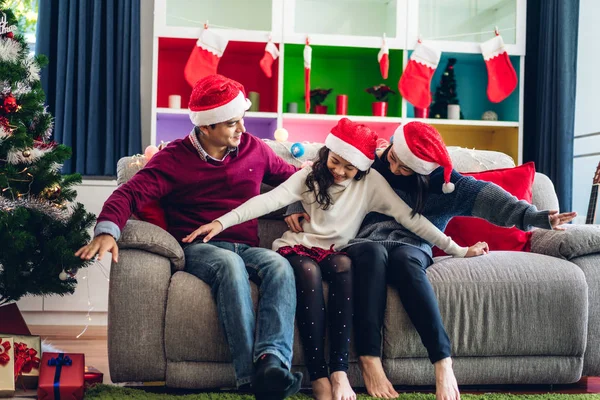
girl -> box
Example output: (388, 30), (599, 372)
(183, 118), (488, 400)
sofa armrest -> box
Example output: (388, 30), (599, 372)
(118, 220), (185, 271)
(530, 224), (600, 260)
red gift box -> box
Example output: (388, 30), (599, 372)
(84, 366), (103, 388)
(38, 353), (84, 400)
(0, 304), (31, 335)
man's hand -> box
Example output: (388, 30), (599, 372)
(548, 210), (577, 230)
(465, 241), (489, 258)
(284, 212), (310, 233)
(182, 221), (223, 243)
(75, 234), (119, 263)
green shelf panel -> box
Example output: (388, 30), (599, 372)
(283, 44), (404, 118)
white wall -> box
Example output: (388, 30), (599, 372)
(572, 0), (600, 223)
(140, 0), (155, 149)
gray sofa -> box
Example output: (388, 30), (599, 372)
(107, 143), (600, 389)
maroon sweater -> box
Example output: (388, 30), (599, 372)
(97, 133), (297, 246)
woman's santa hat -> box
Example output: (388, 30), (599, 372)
(392, 122), (455, 193)
(325, 118), (378, 171)
(188, 74), (252, 126)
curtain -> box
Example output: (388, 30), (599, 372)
(524, 0), (579, 211)
(36, 0), (141, 175)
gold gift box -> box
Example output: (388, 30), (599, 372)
(0, 334), (41, 390)
(0, 337), (15, 398)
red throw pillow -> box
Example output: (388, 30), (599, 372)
(432, 162), (536, 256)
(135, 200), (168, 231)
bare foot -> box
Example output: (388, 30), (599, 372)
(358, 356), (399, 399)
(434, 357), (460, 400)
(312, 377), (333, 400)
(330, 371), (356, 400)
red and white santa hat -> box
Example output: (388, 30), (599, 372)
(393, 122), (455, 193)
(188, 74), (252, 126)
(325, 118), (378, 171)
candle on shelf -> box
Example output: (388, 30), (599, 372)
(168, 95), (181, 109)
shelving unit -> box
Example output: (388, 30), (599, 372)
(152, 0), (525, 163)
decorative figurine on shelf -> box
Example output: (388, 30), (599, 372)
(309, 88), (332, 114)
(290, 142), (305, 158)
(482, 110), (499, 121)
(366, 84), (395, 117)
(430, 58), (464, 119)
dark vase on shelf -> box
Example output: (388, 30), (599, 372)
(372, 102), (387, 117)
(315, 105), (328, 114)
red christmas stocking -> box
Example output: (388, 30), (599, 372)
(378, 40), (389, 79)
(260, 41), (279, 78)
(184, 29), (228, 87)
(304, 44), (312, 113)
(480, 34), (517, 103)
(399, 41), (441, 109)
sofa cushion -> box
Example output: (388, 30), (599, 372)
(530, 224), (600, 260)
(118, 220), (185, 270)
(384, 252), (588, 359)
(433, 162), (536, 256)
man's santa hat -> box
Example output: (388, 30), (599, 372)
(325, 118), (378, 171)
(393, 122), (455, 193)
(188, 74), (251, 126)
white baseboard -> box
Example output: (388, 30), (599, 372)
(23, 311), (108, 326)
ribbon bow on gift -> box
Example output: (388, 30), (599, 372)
(48, 354), (72, 367)
(0, 340), (11, 366)
(14, 342), (40, 379)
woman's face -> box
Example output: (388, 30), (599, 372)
(327, 151), (359, 183)
(386, 147), (415, 176)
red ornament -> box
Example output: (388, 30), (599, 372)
(0, 116), (9, 130)
(4, 95), (18, 113)
(6, 32), (14, 39)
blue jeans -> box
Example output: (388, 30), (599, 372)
(183, 241), (297, 387)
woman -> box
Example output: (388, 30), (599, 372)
(285, 121), (577, 400)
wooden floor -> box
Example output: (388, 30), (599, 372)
(25, 325), (600, 395)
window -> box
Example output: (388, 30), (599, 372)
(5, 0), (38, 53)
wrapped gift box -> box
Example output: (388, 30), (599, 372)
(0, 304), (31, 335)
(84, 365), (103, 387)
(38, 352), (84, 400)
(0, 334), (41, 390)
(0, 337), (15, 398)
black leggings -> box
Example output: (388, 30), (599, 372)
(346, 242), (451, 364)
(286, 254), (353, 381)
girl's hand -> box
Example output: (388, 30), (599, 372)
(465, 241), (489, 257)
(548, 210), (577, 230)
(182, 221), (223, 243)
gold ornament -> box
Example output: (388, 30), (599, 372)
(42, 184), (61, 200)
(22, 150), (31, 157)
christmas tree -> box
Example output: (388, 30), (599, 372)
(0, 1), (95, 305)
(430, 58), (462, 119)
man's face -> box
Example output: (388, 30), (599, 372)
(200, 114), (246, 147)
(387, 147), (415, 176)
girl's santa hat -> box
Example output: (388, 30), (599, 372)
(325, 118), (378, 171)
(393, 122), (455, 193)
(188, 74), (252, 126)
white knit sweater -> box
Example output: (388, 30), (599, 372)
(217, 167), (468, 257)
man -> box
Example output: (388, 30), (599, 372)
(76, 74), (303, 399)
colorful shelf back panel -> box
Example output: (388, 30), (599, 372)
(406, 52), (520, 122)
(156, 112), (278, 145)
(165, 0), (273, 31)
(283, 44), (403, 117)
(293, 0), (397, 37)
(157, 39), (278, 112)
(282, 116), (402, 144)
(418, 0), (517, 44)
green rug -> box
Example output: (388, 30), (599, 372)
(84, 385), (600, 400)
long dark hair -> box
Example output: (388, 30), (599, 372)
(381, 145), (429, 217)
(305, 146), (368, 210)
